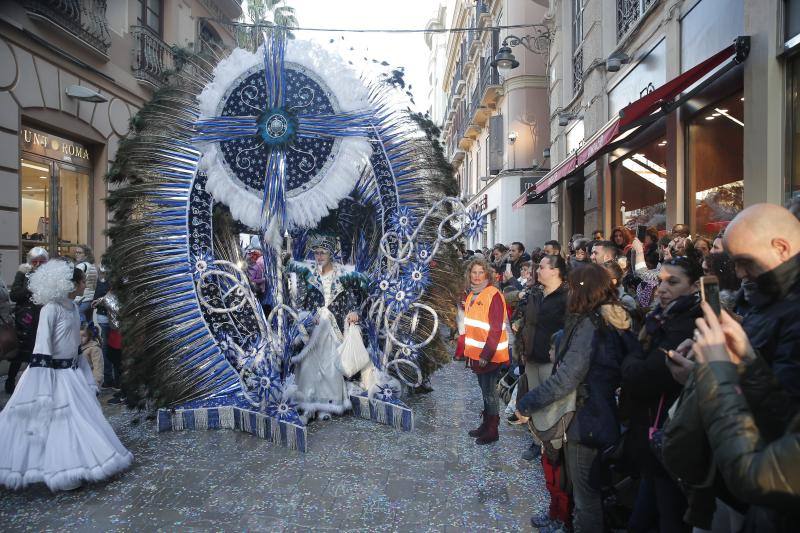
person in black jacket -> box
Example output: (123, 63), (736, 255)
(514, 254), (568, 461)
(5, 247), (48, 394)
(621, 252), (705, 533)
(723, 203), (800, 404)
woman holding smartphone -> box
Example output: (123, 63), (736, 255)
(621, 252), (704, 533)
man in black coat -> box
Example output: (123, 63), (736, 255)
(724, 203), (800, 404)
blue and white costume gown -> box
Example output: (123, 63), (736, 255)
(293, 270), (351, 419)
(0, 298), (133, 491)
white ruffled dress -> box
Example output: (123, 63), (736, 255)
(293, 270), (350, 419)
(0, 298), (133, 491)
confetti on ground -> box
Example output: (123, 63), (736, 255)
(0, 362), (548, 532)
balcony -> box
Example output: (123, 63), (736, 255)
(617, 0), (657, 42)
(131, 26), (176, 90)
(25, 0), (112, 59)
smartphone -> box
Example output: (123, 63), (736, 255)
(700, 275), (721, 316)
(637, 225), (647, 242)
(505, 263), (512, 274)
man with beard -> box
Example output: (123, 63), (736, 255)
(724, 203), (800, 402)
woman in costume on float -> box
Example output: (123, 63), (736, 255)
(0, 260), (132, 492)
(287, 236), (367, 421)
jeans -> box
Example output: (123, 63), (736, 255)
(524, 361), (553, 444)
(476, 367), (501, 416)
(566, 440), (603, 533)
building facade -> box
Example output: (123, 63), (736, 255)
(523, 0), (798, 243)
(437, 0), (552, 252)
(0, 0), (242, 284)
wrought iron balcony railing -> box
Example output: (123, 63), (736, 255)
(573, 47), (584, 95)
(617, 0), (657, 42)
(131, 25), (176, 89)
(25, 0), (112, 56)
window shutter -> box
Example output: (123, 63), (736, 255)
(489, 115), (504, 175)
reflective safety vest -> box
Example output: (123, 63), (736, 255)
(463, 285), (510, 364)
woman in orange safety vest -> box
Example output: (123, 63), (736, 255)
(463, 257), (510, 445)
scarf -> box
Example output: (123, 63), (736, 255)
(470, 280), (490, 295)
(640, 293), (700, 348)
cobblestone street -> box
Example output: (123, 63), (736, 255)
(0, 362), (547, 532)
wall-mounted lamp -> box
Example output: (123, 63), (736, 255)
(65, 84), (108, 103)
(604, 52), (632, 72)
(508, 131), (518, 143)
(558, 112), (582, 127)
(542, 148), (551, 159)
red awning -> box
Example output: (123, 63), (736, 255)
(617, 43), (735, 129)
(512, 38), (748, 209)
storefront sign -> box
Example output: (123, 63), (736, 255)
(520, 176), (537, 195)
(20, 127), (90, 166)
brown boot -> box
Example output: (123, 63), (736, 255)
(468, 411), (487, 437)
(476, 414), (499, 445)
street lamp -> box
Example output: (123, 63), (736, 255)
(490, 27), (551, 71)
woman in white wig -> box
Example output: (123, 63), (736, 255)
(0, 260), (133, 491)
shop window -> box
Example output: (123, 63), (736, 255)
(789, 54), (800, 199)
(19, 142), (91, 260)
(688, 91), (744, 237)
(20, 158), (51, 258)
(57, 164), (91, 257)
(611, 138), (668, 231)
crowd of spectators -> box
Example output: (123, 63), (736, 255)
(456, 202), (800, 532)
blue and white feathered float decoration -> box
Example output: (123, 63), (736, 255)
(106, 29), (486, 451)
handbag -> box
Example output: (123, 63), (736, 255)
(337, 323), (370, 378)
(496, 370), (517, 405)
(529, 389), (576, 444)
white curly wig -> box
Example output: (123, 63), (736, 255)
(29, 259), (77, 305)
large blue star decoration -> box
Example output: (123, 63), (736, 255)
(192, 33), (375, 233)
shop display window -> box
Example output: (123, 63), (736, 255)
(789, 53), (800, 200)
(611, 137), (668, 231)
(20, 158), (51, 257)
(687, 91), (744, 237)
(19, 157), (91, 259)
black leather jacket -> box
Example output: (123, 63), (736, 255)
(696, 361), (800, 530)
(741, 255), (800, 404)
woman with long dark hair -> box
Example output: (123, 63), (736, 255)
(517, 264), (631, 532)
(622, 252), (704, 533)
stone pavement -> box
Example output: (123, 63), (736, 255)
(0, 363), (548, 532)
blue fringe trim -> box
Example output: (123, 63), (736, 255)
(156, 405), (308, 453)
(349, 393), (414, 432)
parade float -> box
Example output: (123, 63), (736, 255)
(105, 29), (486, 451)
